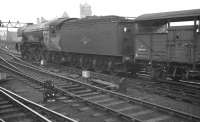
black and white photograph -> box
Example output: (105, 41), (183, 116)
(0, 0), (200, 122)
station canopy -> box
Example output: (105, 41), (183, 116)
(135, 9), (200, 22)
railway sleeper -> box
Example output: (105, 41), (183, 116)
(72, 89), (93, 94)
(65, 86), (87, 91)
(78, 92), (100, 97)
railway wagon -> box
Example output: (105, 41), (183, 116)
(134, 9), (200, 80)
(20, 16), (136, 73)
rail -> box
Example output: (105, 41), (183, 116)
(0, 89), (52, 122)
(0, 87), (79, 122)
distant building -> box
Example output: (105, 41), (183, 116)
(40, 17), (47, 23)
(62, 11), (69, 18)
(7, 31), (18, 41)
(0, 30), (6, 41)
(37, 18), (40, 24)
(36, 17), (47, 24)
(80, 3), (92, 18)
(0, 31), (18, 42)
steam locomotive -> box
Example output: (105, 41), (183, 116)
(18, 16), (136, 73)
(17, 9), (200, 81)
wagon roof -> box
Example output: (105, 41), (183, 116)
(135, 9), (200, 22)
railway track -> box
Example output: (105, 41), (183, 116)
(0, 86), (77, 122)
(47, 64), (200, 105)
(25, 61), (200, 105)
(13, 61), (200, 105)
(0, 87), (78, 122)
(124, 77), (200, 105)
(0, 67), (126, 122)
(0, 90), (47, 122)
(42, 63), (200, 105)
(0, 51), (200, 121)
(1, 47), (200, 105)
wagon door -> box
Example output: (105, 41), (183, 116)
(168, 26), (194, 63)
(135, 33), (168, 62)
(135, 34), (151, 60)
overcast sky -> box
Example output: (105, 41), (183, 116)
(0, 0), (200, 23)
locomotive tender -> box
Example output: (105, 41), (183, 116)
(18, 9), (200, 80)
